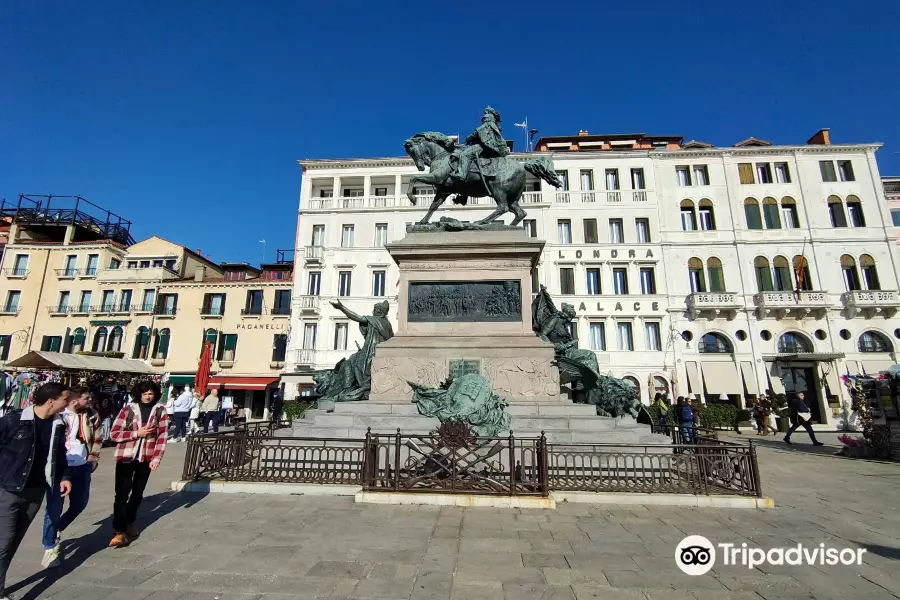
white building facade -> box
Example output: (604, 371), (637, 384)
(282, 132), (900, 428)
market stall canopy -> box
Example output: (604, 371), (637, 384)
(6, 351), (155, 374)
(207, 376), (278, 390)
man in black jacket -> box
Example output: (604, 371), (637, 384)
(784, 392), (824, 446)
(0, 383), (72, 596)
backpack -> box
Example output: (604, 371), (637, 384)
(680, 404), (694, 423)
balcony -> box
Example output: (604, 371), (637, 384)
(687, 292), (742, 320)
(294, 349), (317, 369)
(841, 290), (900, 319)
(154, 307), (178, 318)
(48, 305), (70, 316)
(134, 303), (155, 314)
(1, 268), (29, 279)
(753, 291), (830, 319)
(605, 191), (622, 203)
(268, 306), (291, 317)
(0, 306), (20, 316)
(97, 266), (180, 283)
(296, 295), (321, 314)
(200, 308), (225, 319)
(304, 245), (324, 265)
(71, 305), (91, 315)
(80, 268), (98, 278)
(241, 308), (263, 318)
(55, 268), (81, 279)
(90, 304), (131, 315)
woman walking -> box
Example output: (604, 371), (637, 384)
(108, 381), (168, 548)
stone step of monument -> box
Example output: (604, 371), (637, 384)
(332, 402), (420, 415)
(506, 404), (600, 417)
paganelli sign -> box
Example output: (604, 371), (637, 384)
(407, 280), (522, 322)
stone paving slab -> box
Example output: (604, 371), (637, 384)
(4, 435), (900, 600)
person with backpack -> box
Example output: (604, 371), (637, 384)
(679, 397), (696, 445)
(652, 393), (669, 433)
(108, 381), (168, 548)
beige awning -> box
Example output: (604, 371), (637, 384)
(823, 365), (842, 396)
(767, 362), (785, 394)
(701, 361), (741, 395)
(861, 359), (894, 376)
(845, 360), (861, 375)
(685, 361), (702, 394)
(5, 351), (154, 374)
(740, 361), (759, 395)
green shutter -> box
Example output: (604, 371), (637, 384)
(158, 331), (170, 356)
(744, 204), (762, 230)
(224, 334), (237, 351)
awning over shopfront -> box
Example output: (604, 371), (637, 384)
(208, 376), (278, 390)
(739, 361), (759, 395)
(822, 365), (842, 395)
(685, 361), (702, 394)
(767, 362), (785, 394)
(762, 352), (845, 362)
(845, 361), (861, 375)
(700, 361), (741, 395)
(860, 359), (894, 376)
(6, 351), (154, 373)
(167, 374), (196, 385)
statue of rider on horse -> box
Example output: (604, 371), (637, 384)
(404, 106), (561, 227)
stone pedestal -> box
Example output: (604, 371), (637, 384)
(369, 229), (560, 404)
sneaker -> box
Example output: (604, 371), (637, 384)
(783, 437), (792, 445)
(171, 438), (181, 443)
(813, 441), (825, 446)
(109, 532), (130, 548)
(41, 548), (60, 568)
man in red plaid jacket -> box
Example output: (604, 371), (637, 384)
(109, 380), (168, 548)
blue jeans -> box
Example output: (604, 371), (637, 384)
(42, 463), (92, 549)
(173, 412), (190, 439)
(680, 423), (695, 445)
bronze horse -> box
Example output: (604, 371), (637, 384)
(404, 132), (562, 226)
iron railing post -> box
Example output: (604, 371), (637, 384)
(539, 431), (549, 497)
(749, 439), (763, 498)
(394, 429), (401, 491)
(508, 431), (515, 496)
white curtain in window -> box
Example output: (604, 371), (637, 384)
(558, 222), (572, 244)
(302, 324), (317, 349)
(589, 323), (605, 351)
(645, 322), (661, 351)
(693, 166), (709, 186)
(605, 170), (619, 191)
(617, 323), (634, 351)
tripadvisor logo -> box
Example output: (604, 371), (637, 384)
(675, 535), (866, 576)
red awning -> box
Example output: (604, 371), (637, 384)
(207, 376), (279, 390)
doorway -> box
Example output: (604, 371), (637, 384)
(780, 365), (822, 423)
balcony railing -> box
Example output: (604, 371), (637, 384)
(1, 268), (29, 278)
(302, 190), (655, 210)
(687, 292), (742, 320)
(71, 305), (91, 314)
(606, 191), (622, 203)
(294, 349), (316, 366)
(0, 305), (20, 315)
(842, 290), (900, 318)
(304, 246), (324, 262)
(48, 305), (70, 315)
(754, 290), (829, 319)
(200, 307), (225, 317)
(554, 191), (571, 204)
(55, 268), (81, 278)
(633, 190), (648, 202)
(297, 295), (321, 313)
(580, 192), (597, 203)
(241, 308), (264, 316)
(81, 267), (98, 277)
(269, 306), (291, 316)
(154, 307), (178, 317)
(521, 191), (544, 204)
(134, 303), (155, 313)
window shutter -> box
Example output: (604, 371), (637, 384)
(738, 163), (754, 184)
(225, 334), (238, 351)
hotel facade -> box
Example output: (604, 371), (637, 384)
(283, 129), (900, 428)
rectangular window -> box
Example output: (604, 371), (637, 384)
(781, 205), (798, 229)
(157, 293), (178, 315)
(774, 162), (791, 183)
(557, 219), (572, 244)
(829, 202), (848, 228)
(0, 335), (11, 360)
(373, 270), (386, 297)
(605, 169), (619, 190)
(838, 160), (855, 182)
(110, 258), (122, 270)
(681, 207), (697, 231)
(85, 254), (99, 276)
(644, 322), (662, 351)
(308, 272), (322, 296)
(589, 322), (606, 351)
(617, 322), (634, 351)
(41, 336), (62, 353)
(244, 290), (263, 315)
(118, 289), (131, 310)
(272, 334), (287, 362)
(689, 269), (705, 293)
(374, 223), (388, 246)
(639, 268), (656, 294)
(586, 269), (601, 295)
(341, 225), (355, 248)
(338, 271), (352, 296)
(374, 187), (388, 197)
(343, 189), (364, 198)
(302, 323), (317, 350)
(141, 289), (155, 312)
(580, 169), (594, 191)
(608, 219), (624, 244)
(583, 219), (598, 244)
(738, 163), (755, 184)
(891, 210), (900, 227)
(693, 165), (709, 186)
(4, 291), (21, 313)
(218, 334), (238, 361)
(559, 268), (575, 295)
(612, 268), (629, 295)
(820, 160), (837, 182)
(334, 323), (349, 350)
(675, 166), (692, 186)
(698, 206), (715, 231)
(12, 255), (28, 276)
(847, 201), (866, 227)
(319, 189), (333, 198)
(555, 170), (569, 191)
(635, 218), (650, 243)
(78, 291), (92, 313)
(311, 224), (325, 247)
(273, 290), (291, 315)
(523, 219), (537, 238)
(755, 163), (773, 184)
(63, 255), (77, 276)
(101, 290), (115, 311)
(631, 168), (645, 190)
(57, 291), (70, 312)
(200, 293), (224, 316)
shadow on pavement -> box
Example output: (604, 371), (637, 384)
(856, 542), (900, 561)
(7, 489), (208, 600)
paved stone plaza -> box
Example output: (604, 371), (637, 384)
(5, 433), (900, 600)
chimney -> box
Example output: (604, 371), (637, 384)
(807, 128), (831, 145)
(578, 129), (589, 136)
(194, 266), (206, 282)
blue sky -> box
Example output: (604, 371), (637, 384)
(2, 0), (898, 263)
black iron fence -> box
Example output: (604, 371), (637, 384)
(183, 426), (762, 497)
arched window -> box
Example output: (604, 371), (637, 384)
(778, 332), (813, 353)
(744, 198), (762, 230)
(688, 257), (706, 292)
(92, 327), (108, 353)
(107, 326), (123, 352)
(792, 256), (812, 291)
(828, 195), (848, 228)
(652, 376), (669, 399)
(859, 331), (892, 353)
(698, 199), (716, 231)
(699, 332), (733, 353)
(860, 254), (880, 290)
(841, 255), (860, 291)
(133, 326), (150, 359)
(846, 195), (865, 227)
(67, 328), (86, 353)
(706, 257), (726, 292)
(680, 200), (697, 231)
(762, 197), (781, 229)
(152, 328), (171, 359)
(754, 256), (773, 292)
(781, 197), (800, 229)
(622, 376), (641, 402)
(204, 328), (218, 356)
(773, 256), (792, 291)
